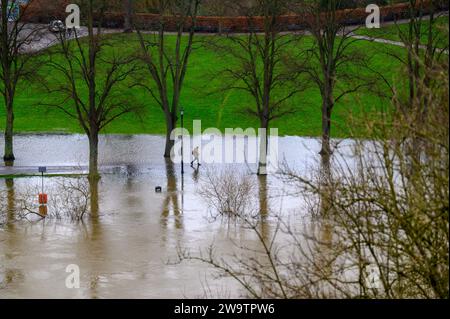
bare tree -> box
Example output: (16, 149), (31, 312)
(282, 57), (449, 298)
(175, 40), (449, 300)
(0, 178), (15, 227)
(199, 168), (255, 220)
(123, 0), (134, 33)
(18, 177), (92, 221)
(44, 0), (142, 179)
(135, 0), (201, 158)
(1, 0), (43, 163)
(387, 0), (448, 165)
(177, 60), (449, 297)
(290, 0), (373, 164)
(396, 0), (448, 114)
(177, 168), (287, 298)
(208, 0), (305, 175)
(1, 176), (93, 222)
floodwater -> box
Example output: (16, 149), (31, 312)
(0, 134), (355, 299)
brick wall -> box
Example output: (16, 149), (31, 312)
(22, 0), (447, 32)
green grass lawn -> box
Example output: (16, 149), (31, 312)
(0, 32), (409, 138)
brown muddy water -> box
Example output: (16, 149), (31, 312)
(0, 134), (355, 298)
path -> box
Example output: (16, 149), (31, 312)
(20, 24), (121, 54)
(0, 165), (87, 176)
(348, 34), (449, 54)
(21, 11), (448, 54)
(0, 165), (138, 177)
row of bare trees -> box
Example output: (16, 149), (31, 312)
(176, 1), (449, 297)
(0, 0), (447, 298)
(0, 0), (201, 179)
(207, 0), (378, 174)
(131, 0), (381, 174)
(1, 0), (448, 181)
(186, 54), (448, 298)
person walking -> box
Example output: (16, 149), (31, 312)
(191, 146), (201, 167)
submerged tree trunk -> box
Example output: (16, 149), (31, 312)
(164, 113), (176, 158)
(320, 106), (331, 158)
(319, 87), (334, 214)
(319, 148), (333, 216)
(258, 119), (269, 176)
(3, 97), (15, 162)
(258, 175), (270, 240)
(89, 177), (99, 218)
(88, 131), (99, 180)
(5, 178), (15, 226)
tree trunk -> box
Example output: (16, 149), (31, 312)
(319, 88), (334, 192)
(164, 114), (176, 158)
(258, 120), (269, 176)
(123, 0), (133, 33)
(88, 131), (99, 180)
(89, 177), (99, 218)
(3, 97), (15, 162)
(258, 175), (268, 217)
(320, 89), (333, 159)
(258, 175), (269, 240)
(319, 139), (333, 215)
(6, 178), (15, 226)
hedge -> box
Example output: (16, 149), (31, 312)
(22, 0), (448, 33)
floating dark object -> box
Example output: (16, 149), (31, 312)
(155, 186), (162, 193)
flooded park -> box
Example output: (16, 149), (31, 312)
(0, 134), (340, 298)
(0, 0), (447, 303)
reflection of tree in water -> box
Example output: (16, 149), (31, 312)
(0, 267), (25, 290)
(314, 158), (336, 285)
(5, 178), (15, 230)
(319, 153), (333, 216)
(89, 178), (100, 221)
(0, 178), (25, 289)
(314, 218), (334, 282)
(192, 165), (200, 184)
(161, 159), (183, 230)
(86, 177), (105, 298)
(257, 175), (270, 242)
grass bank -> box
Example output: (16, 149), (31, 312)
(1, 32), (411, 138)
